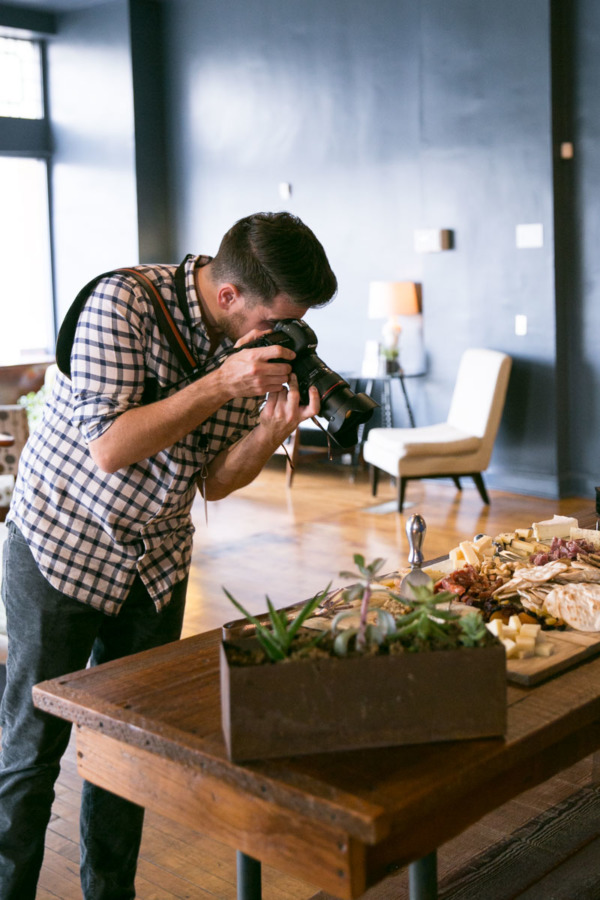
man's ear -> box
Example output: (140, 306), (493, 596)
(216, 283), (242, 310)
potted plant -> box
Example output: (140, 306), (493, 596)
(220, 555), (507, 762)
(381, 346), (400, 374)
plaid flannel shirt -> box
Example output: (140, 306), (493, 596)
(8, 256), (261, 615)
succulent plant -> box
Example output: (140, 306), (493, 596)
(223, 556), (492, 663)
(223, 585), (330, 662)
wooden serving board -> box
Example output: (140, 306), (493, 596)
(505, 628), (600, 685)
(447, 599), (600, 686)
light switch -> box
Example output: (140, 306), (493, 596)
(515, 314), (528, 336)
(278, 182), (292, 200)
(516, 224), (543, 249)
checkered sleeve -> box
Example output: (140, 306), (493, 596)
(70, 275), (148, 444)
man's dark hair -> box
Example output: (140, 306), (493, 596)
(210, 212), (337, 308)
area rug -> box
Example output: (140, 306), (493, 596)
(309, 782), (600, 900)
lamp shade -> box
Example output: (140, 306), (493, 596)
(368, 281), (420, 319)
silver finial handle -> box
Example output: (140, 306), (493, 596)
(406, 514), (426, 568)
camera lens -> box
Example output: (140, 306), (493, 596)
(292, 354), (378, 448)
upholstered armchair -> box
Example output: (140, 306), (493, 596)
(363, 348), (512, 512)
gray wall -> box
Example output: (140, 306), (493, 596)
(5, 0), (599, 501)
(162, 0), (560, 496)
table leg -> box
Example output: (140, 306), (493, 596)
(408, 851), (438, 899)
(397, 371), (416, 428)
(382, 377), (393, 428)
(237, 851), (262, 900)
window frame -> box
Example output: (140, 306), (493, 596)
(0, 34), (57, 352)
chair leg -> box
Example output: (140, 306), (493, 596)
(472, 472), (490, 505)
(370, 465), (380, 497)
(398, 477), (408, 513)
(452, 476), (462, 490)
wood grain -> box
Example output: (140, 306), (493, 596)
(75, 727), (363, 899)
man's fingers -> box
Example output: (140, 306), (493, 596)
(233, 328), (268, 347)
(304, 384), (321, 416)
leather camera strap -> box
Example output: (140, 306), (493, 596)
(56, 258), (198, 378)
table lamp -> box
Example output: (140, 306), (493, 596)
(368, 281), (420, 372)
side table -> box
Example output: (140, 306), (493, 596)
(350, 371), (421, 475)
(364, 370), (417, 429)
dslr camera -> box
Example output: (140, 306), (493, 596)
(239, 319), (378, 449)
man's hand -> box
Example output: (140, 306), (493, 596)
(217, 342), (295, 399)
(259, 373), (320, 443)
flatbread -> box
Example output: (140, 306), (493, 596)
(544, 583), (600, 632)
(514, 560), (570, 582)
(493, 560), (570, 598)
(554, 569), (600, 584)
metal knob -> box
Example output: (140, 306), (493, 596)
(406, 514), (426, 568)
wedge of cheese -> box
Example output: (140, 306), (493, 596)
(569, 527), (600, 550)
(459, 540), (481, 568)
(532, 515), (579, 542)
(473, 534), (494, 555)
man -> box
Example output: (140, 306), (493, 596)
(0, 211), (337, 899)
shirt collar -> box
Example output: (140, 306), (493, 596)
(184, 254), (212, 329)
(185, 254), (237, 360)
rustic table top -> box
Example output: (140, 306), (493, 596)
(32, 507), (600, 899)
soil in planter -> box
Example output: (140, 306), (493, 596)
(223, 622), (498, 667)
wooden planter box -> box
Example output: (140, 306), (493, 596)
(220, 640), (507, 762)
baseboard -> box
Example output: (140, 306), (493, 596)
(560, 472), (600, 499)
(485, 470), (560, 499)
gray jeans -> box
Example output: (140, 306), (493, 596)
(0, 523), (187, 900)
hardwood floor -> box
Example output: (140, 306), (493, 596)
(35, 458), (597, 898)
(182, 457), (590, 636)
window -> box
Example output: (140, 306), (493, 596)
(0, 35), (53, 363)
(0, 157), (54, 362)
(0, 36), (44, 119)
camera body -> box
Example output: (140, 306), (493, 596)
(241, 319), (378, 449)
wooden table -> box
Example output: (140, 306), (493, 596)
(32, 511), (600, 900)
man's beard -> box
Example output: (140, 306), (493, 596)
(216, 309), (248, 343)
